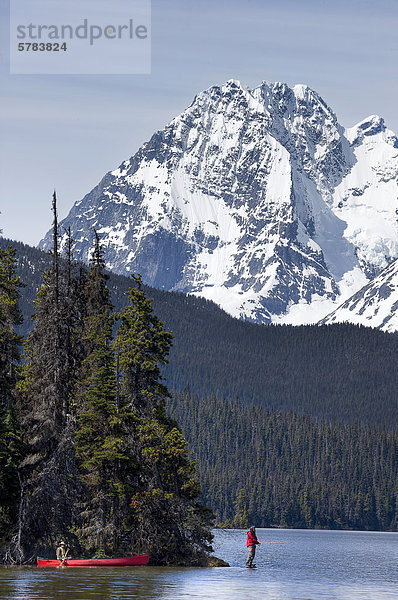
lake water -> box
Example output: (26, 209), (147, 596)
(0, 529), (397, 600)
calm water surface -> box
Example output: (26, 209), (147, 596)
(0, 529), (396, 600)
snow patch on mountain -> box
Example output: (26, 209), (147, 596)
(333, 116), (398, 277)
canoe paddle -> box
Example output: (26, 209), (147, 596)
(58, 551), (69, 568)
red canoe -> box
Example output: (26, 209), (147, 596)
(37, 555), (150, 567)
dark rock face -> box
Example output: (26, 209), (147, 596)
(39, 80), (398, 325)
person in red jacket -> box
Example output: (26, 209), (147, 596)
(246, 526), (261, 567)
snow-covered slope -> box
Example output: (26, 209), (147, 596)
(39, 80), (398, 326)
(333, 116), (398, 278)
(320, 259), (398, 332)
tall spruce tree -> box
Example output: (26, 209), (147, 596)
(0, 245), (23, 546)
(12, 193), (83, 562)
(0, 246), (22, 408)
(116, 273), (173, 414)
(114, 275), (214, 564)
(74, 232), (132, 554)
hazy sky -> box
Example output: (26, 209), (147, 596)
(1, 0), (397, 245)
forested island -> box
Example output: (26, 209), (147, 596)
(0, 198), (217, 565)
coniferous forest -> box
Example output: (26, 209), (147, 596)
(169, 391), (398, 531)
(0, 200), (214, 565)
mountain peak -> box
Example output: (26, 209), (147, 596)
(356, 114), (385, 131)
(345, 114), (389, 145)
(39, 79), (398, 330)
(223, 78), (245, 89)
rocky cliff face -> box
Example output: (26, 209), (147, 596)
(321, 258), (398, 333)
(39, 80), (398, 325)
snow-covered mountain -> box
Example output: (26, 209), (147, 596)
(39, 80), (398, 326)
(320, 258), (398, 333)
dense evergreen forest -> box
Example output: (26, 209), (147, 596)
(0, 208), (216, 565)
(2, 237), (397, 427)
(169, 391), (398, 531)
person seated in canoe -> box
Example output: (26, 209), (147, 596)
(56, 541), (69, 562)
(246, 526), (261, 567)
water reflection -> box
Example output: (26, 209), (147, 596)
(0, 529), (397, 600)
